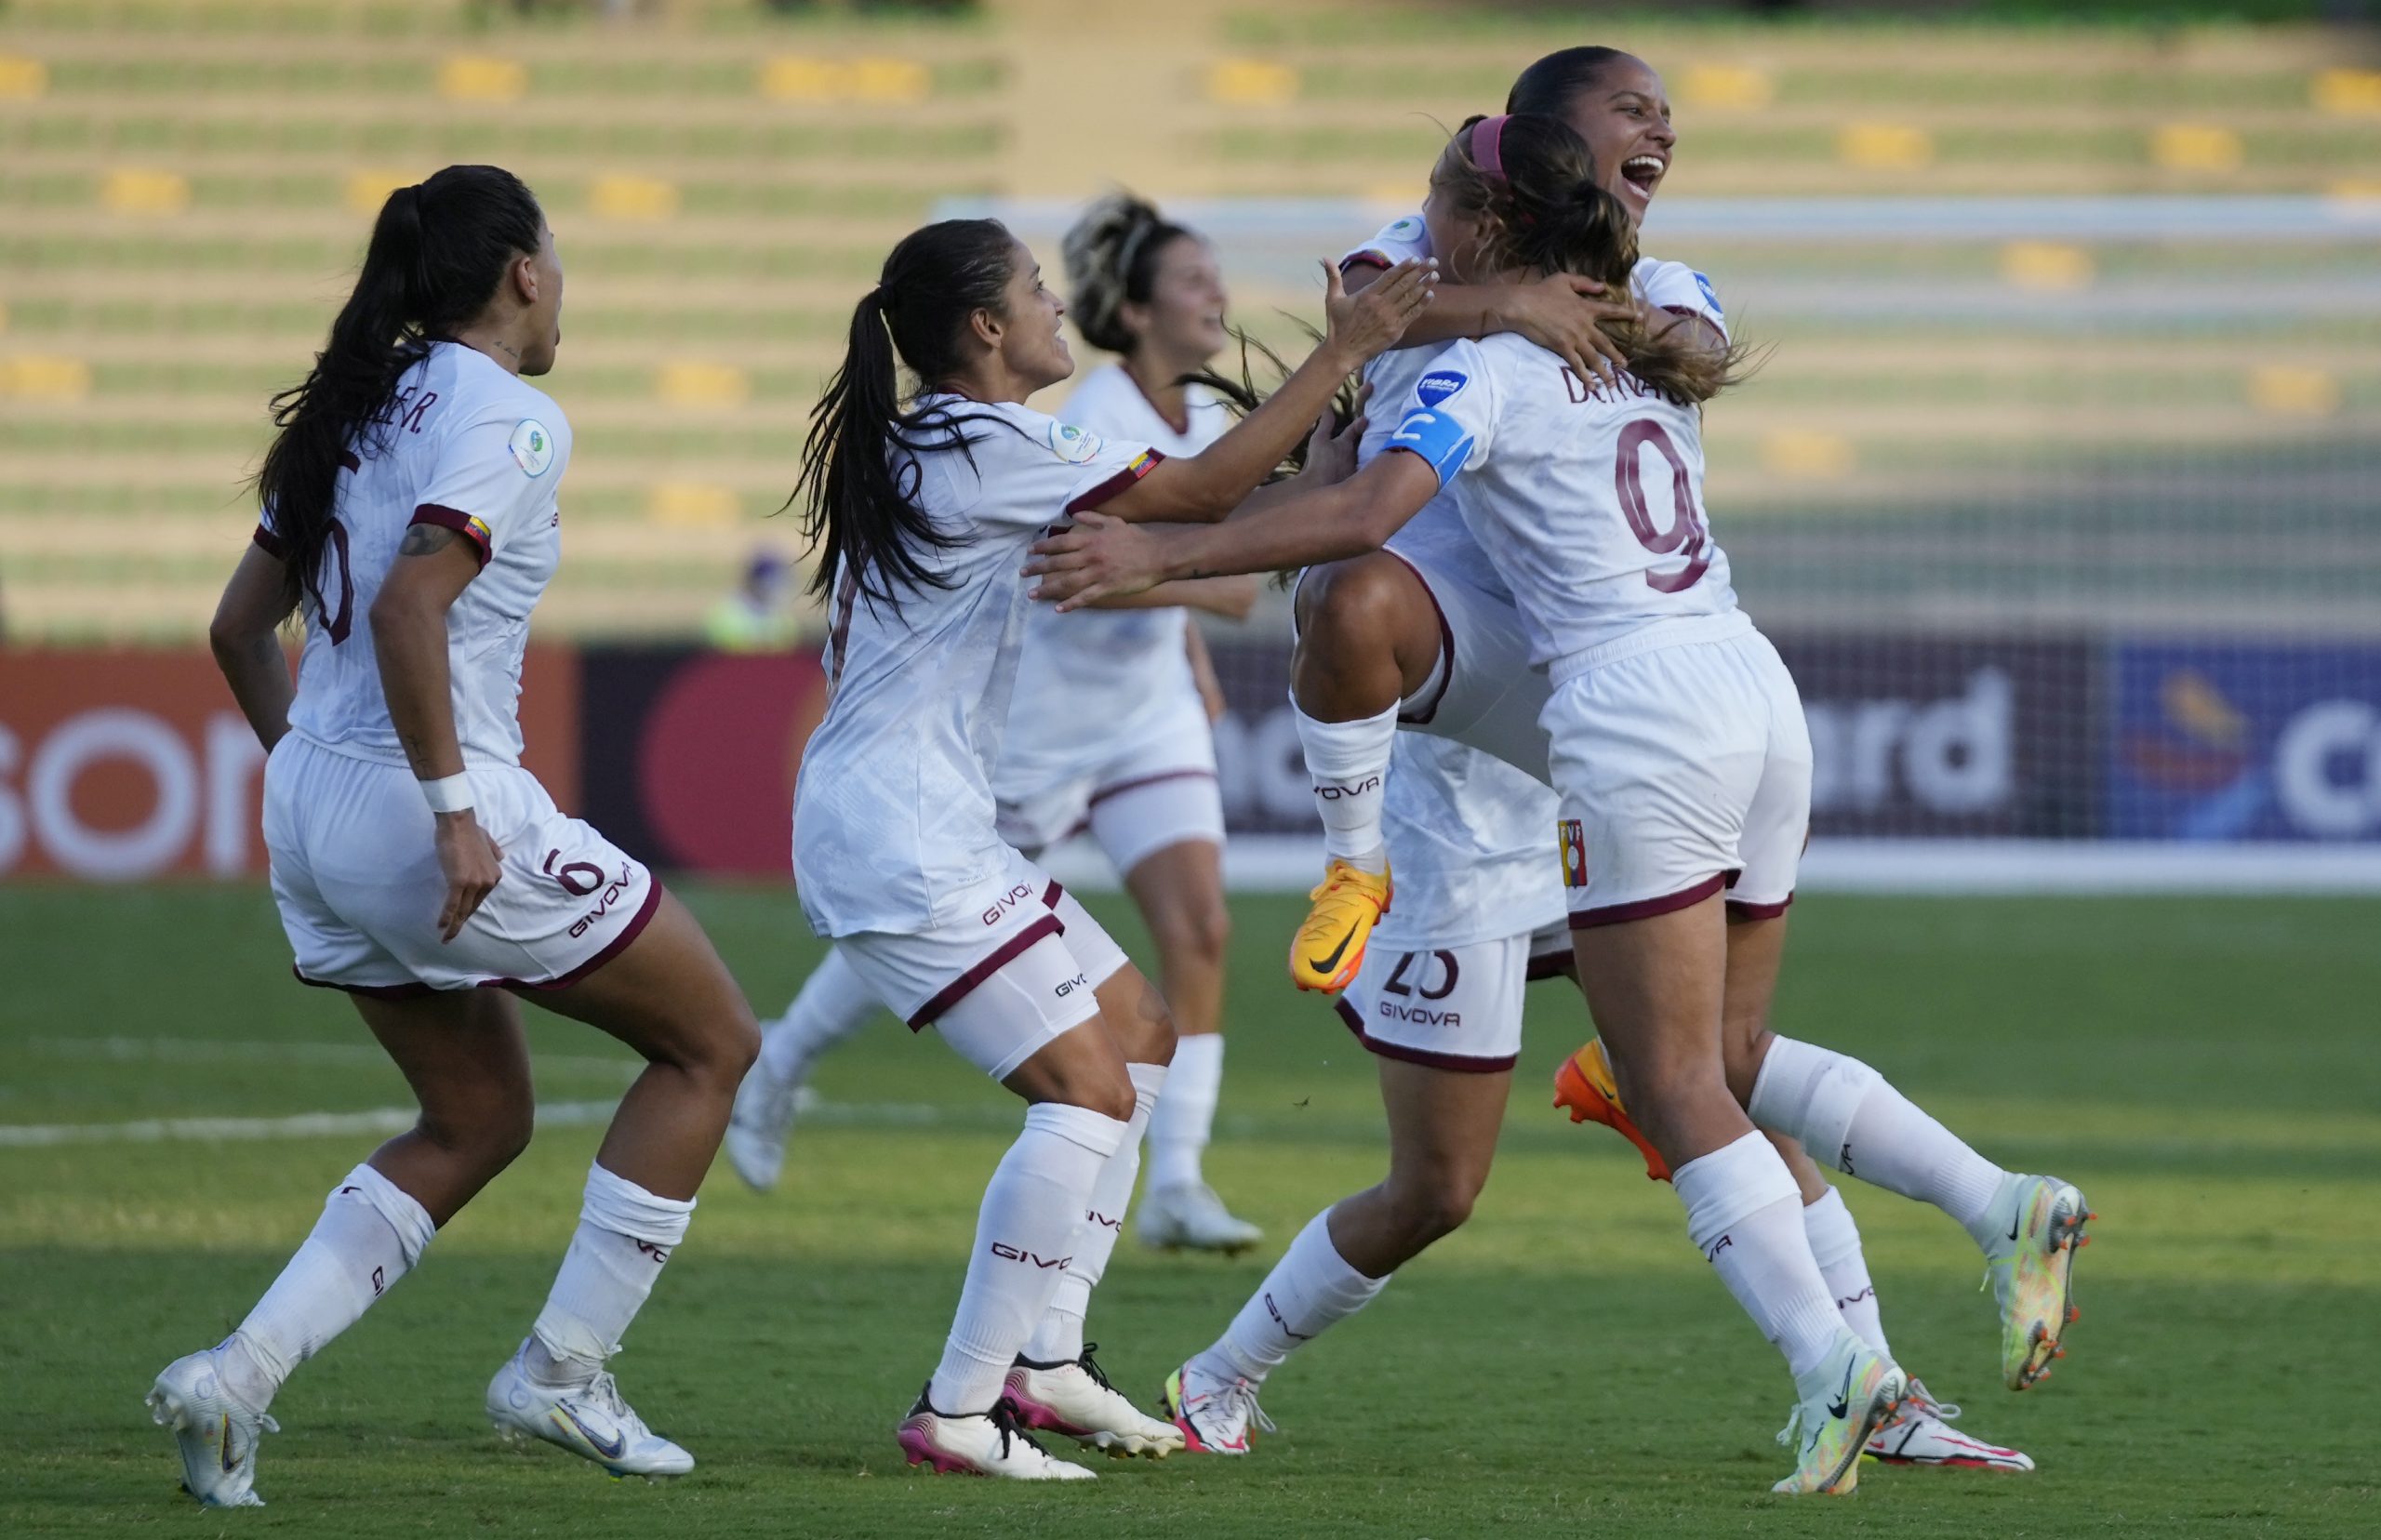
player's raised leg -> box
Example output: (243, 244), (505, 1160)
(726, 944), (885, 1191)
(486, 888), (760, 1478)
(1719, 914), (2092, 1392)
(1285, 556), (1443, 991)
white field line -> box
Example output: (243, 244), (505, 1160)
(28, 1036), (643, 1076)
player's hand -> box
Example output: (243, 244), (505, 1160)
(1501, 272), (1635, 386)
(1297, 383), (1370, 485)
(432, 810), (503, 943)
(1322, 257), (1435, 367)
(1025, 510), (1169, 612)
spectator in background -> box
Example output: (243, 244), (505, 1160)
(706, 549), (800, 652)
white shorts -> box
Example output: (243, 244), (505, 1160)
(1382, 549), (1552, 784)
(1334, 920), (1570, 1073)
(1544, 616), (1810, 928)
(835, 849), (1132, 1081)
(996, 686), (1223, 876)
(264, 734), (658, 998)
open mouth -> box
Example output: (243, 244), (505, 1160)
(1620, 155), (1666, 201)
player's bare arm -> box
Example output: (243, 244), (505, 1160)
(207, 542), (299, 751)
(1347, 255), (1631, 385)
(371, 519), (504, 941)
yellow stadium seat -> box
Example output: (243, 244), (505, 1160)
(2152, 123), (2243, 173)
(1206, 59), (1297, 107)
(2000, 241), (2095, 292)
(0, 355), (93, 402)
(100, 168), (191, 216)
(346, 168), (422, 216)
(590, 175), (680, 221)
(1836, 123), (1933, 171)
(2247, 365), (2340, 418)
(1679, 63), (1773, 111)
(648, 485), (744, 526)
(1762, 430), (1856, 479)
(656, 361), (751, 407)
(439, 55), (526, 104)
(850, 57), (930, 103)
(761, 55), (841, 101)
(0, 53), (47, 100)
(2312, 67), (2381, 115)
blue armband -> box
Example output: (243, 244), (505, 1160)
(1386, 406), (1474, 486)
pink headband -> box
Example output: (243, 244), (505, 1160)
(1469, 113), (1510, 179)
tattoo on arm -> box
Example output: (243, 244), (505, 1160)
(398, 524), (459, 557)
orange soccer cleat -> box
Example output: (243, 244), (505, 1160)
(1552, 1039), (1670, 1181)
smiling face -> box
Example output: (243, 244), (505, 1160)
(1119, 233), (1230, 366)
(1557, 54), (1675, 228)
(987, 239), (1075, 392)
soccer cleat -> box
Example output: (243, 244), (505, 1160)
(1137, 1181), (1264, 1255)
(1551, 1038), (1670, 1181)
(1159, 1358), (1275, 1457)
(148, 1344), (279, 1508)
(1864, 1378), (2033, 1471)
(1004, 1346), (1185, 1458)
(1981, 1175), (2093, 1391)
(1771, 1335), (1907, 1495)
(896, 1385), (1096, 1480)
(486, 1343), (694, 1478)
(1287, 859), (1391, 993)
(723, 1052), (811, 1193)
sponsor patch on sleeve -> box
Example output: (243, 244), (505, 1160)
(1416, 369), (1468, 409)
(508, 418), (554, 477)
(1047, 421), (1104, 464)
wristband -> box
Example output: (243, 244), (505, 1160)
(419, 773), (474, 815)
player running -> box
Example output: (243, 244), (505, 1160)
(153, 166), (762, 1507)
(728, 194), (1266, 1255)
(1030, 112), (2090, 1494)
(787, 216), (1429, 1479)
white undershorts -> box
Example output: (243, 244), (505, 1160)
(997, 685), (1223, 876)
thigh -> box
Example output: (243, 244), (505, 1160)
(532, 886), (755, 1063)
(354, 987), (534, 1119)
(1120, 834), (1226, 939)
(1567, 893), (1732, 1112)
(918, 930), (1107, 1086)
(1088, 960), (1176, 1067)
(1720, 910), (1790, 1107)
(1377, 1055), (1511, 1201)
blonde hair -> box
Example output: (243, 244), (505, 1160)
(1060, 191), (1195, 356)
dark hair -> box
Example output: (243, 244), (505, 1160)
(255, 165), (543, 610)
(1507, 46), (1631, 118)
(791, 218), (1022, 609)
(1439, 113), (1745, 405)
(1062, 192), (1196, 356)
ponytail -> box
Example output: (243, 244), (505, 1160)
(1062, 192), (1192, 357)
(791, 218), (1021, 612)
(255, 165), (544, 610)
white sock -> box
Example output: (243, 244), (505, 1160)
(1144, 1033), (1221, 1194)
(929, 1102), (1126, 1414)
(1673, 1132), (1848, 1381)
(1750, 1036), (2008, 1248)
(1024, 1062), (1166, 1364)
(1296, 700), (1397, 870)
(527, 1162), (695, 1386)
(758, 945), (881, 1086)
(1207, 1207), (1388, 1384)
(224, 1163), (434, 1408)
(1802, 1185), (1889, 1357)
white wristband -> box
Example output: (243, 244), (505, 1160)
(419, 773), (473, 815)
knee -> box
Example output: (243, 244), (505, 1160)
(418, 1092), (535, 1173)
(1155, 895), (1231, 970)
(1385, 1169), (1483, 1246)
(1607, 1044), (1732, 1131)
(1723, 1024), (1776, 1109)
(676, 991), (762, 1090)
(1296, 556), (1411, 654)
(1051, 1064), (1137, 1124)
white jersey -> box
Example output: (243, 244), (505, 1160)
(792, 396), (1161, 936)
(1390, 332), (1737, 670)
(1342, 216), (1726, 601)
(1370, 733), (1563, 952)
(260, 340), (570, 769)
(993, 363), (1229, 793)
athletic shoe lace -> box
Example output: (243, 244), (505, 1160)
(1075, 1344), (1118, 1393)
(988, 1396), (1055, 1461)
(579, 1372), (654, 1440)
(1211, 1375), (1276, 1439)
(1886, 1378), (1957, 1427)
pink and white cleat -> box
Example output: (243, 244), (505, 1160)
(1158, 1356), (1275, 1456)
(1865, 1379), (2034, 1471)
(896, 1385), (1095, 1480)
(1004, 1346), (1183, 1458)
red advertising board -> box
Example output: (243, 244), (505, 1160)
(0, 648), (579, 881)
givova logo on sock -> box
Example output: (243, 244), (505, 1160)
(1315, 777), (1380, 801)
(990, 1242), (1072, 1269)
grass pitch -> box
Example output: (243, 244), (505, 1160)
(4, 883), (2377, 1537)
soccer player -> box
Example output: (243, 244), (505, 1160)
(153, 166), (762, 1507)
(728, 194), (1266, 1255)
(1029, 113), (2090, 1494)
(786, 217), (1429, 1479)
